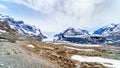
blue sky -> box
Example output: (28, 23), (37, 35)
(0, 0), (120, 33)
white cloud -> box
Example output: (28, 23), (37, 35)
(2, 0), (119, 33)
(2, 0), (56, 13)
(0, 3), (7, 9)
(1, 0), (104, 14)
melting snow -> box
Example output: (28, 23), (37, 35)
(64, 46), (95, 52)
(71, 55), (120, 68)
(0, 30), (7, 33)
(27, 44), (35, 48)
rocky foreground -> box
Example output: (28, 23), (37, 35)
(0, 41), (59, 68)
(0, 39), (120, 68)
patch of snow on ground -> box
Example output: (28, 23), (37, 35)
(64, 46), (95, 52)
(69, 43), (100, 47)
(53, 42), (68, 45)
(27, 44), (35, 48)
(42, 38), (54, 42)
(0, 30), (7, 33)
(43, 40), (101, 47)
(71, 55), (120, 68)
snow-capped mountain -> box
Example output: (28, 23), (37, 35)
(93, 23), (120, 45)
(0, 14), (46, 41)
(93, 23), (120, 40)
(107, 24), (120, 41)
(55, 27), (89, 38)
(93, 23), (119, 36)
(55, 27), (106, 44)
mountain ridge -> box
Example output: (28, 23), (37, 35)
(0, 14), (46, 41)
(93, 23), (120, 36)
(55, 23), (120, 45)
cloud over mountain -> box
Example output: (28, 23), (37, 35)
(1, 0), (120, 33)
(2, 0), (105, 15)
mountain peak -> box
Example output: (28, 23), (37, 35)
(93, 23), (120, 35)
(55, 27), (89, 38)
(0, 14), (46, 41)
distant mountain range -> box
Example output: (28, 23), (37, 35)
(0, 14), (46, 41)
(55, 23), (120, 45)
(0, 14), (120, 45)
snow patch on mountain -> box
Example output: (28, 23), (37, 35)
(0, 14), (46, 40)
(55, 27), (89, 38)
(93, 23), (119, 36)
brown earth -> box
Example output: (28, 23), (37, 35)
(0, 21), (17, 34)
(21, 41), (109, 68)
(1, 40), (119, 68)
(0, 41), (60, 68)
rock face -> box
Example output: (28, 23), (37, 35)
(0, 14), (46, 41)
(0, 21), (16, 34)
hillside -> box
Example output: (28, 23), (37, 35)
(0, 14), (46, 41)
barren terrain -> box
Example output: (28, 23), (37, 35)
(0, 40), (120, 68)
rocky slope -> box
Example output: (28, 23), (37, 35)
(0, 14), (46, 41)
(0, 41), (59, 68)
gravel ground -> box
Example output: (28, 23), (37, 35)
(0, 41), (59, 68)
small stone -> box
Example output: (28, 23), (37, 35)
(0, 64), (4, 66)
(19, 52), (22, 54)
(6, 52), (11, 55)
(12, 49), (18, 54)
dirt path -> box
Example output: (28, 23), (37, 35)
(0, 41), (59, 68)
